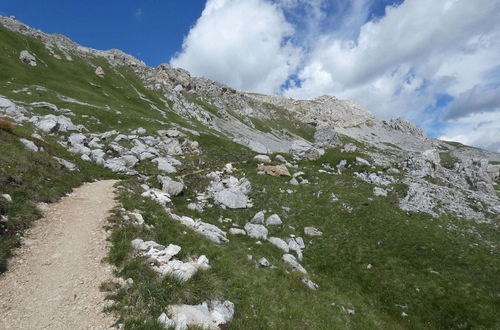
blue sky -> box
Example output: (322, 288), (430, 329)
(0, 0), (206, 65)
(1, 0), (500, 152)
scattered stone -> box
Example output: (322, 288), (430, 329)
(356, 157), (371, 166)
(258, 257), (271, 267)
(19, 50), (36, 66)
(250, 211), (265, 224)
(19, 138), (39, 152)
(289, 177), (299, 186)
(302, 278), (319, 290)
(168, 213), (229, 244)
(158, 175), (184, 196)
(131, 238), (209, 281)
(282, 254), (307, 274)
(158, 300), (234, 330)
(304, 227), (323, 237)
(257, 164), (291, 176)
(141, 189), (171, 207)
(373, 187), (388, 197)
(266, 214), (282, 226)
(215, 188), (249, 209)
(254, 154), (272, 163)
(268, 237), (289, 252)
(342, 143), (357, 152)
(1, 194), (12, 202)
(387, 168), (400, 175)
(152, 157), (177, 173)
(95, 66), (105, 78)
(228, 228), (246, 236)
(244, 223), (268, 240)
(52, 157), (78, 171)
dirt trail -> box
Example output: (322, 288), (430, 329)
(0, 180), (119, 330)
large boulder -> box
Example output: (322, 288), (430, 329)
(244, 223), (268, 240)
(215, 188), (249, 209)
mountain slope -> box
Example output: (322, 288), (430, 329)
(1, 16), (499, 329)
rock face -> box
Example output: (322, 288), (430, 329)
(383, 118), (424, 137)
(19, 50), (36, 66)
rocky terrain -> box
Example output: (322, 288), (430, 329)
(0, 16), (499, 329)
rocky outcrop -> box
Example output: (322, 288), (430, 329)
(19, 50), (36, 66)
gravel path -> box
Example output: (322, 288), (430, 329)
(0, 180), (119, 329)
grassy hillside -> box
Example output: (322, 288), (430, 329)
(1, 22), (499, 330)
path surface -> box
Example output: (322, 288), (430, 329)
(0, 180), (119, 330)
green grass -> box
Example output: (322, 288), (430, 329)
(439, 152), (459, 169)
(106, 146), (500, 329)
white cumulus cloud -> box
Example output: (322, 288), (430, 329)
(170, 0), (302, 93)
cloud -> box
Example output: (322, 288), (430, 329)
(439, 110), (500, 152)
(171, 0), (500, 151)
(442, 85), (500, 120)
(170, 0), (302, 93)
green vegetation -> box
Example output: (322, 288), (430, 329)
(439, 152), (459, 169)
(106, 146), (500, 329)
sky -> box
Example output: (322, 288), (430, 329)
(2, 0), (500, 152)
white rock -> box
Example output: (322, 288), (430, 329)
(158, 175), (184, 196)
(302, 278), (319, 290)
(152, 157), (177, 173)
(244, 223), (268, 240)
(52, 157), (78, 171)
(215, 188), (249, 209)
(266, 214), (282, 226)
(250, 211), (266, 224)
(268, 237), (289, 252)
(356, 157), (371, 166)
(254, 155), (271, 163)
(282, 254), (307, 274)
(164, 300), (234, 330)
(304, 227), (323, 236)
(1, 194), (12, 202)
(373, 187), (388, 197)
(141, 189), (171, 206)
(258, 257), (271, 267)
(95, 66), (105, 78)
(228, 228), (246, 235)
(289, 178), (299, 186)
(19, 50), (36, 66)
(19, 138), (38, 152)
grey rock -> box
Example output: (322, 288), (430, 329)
(52, 157), (78, 171)
(250, 211), (266, 224)
(304, 227), (323, 236)
(1, 194), (12, 202)
(356, 157), (371, 166)
(373, 187), (388, 197)
(266, 214), (282, 226)
(20, 138), (39, 152)
(314, 125), (341, 148)
(95, 66), (105, 78)
(268, 237), (289, 252)
(158, 175), (184, 196)
(244, 223), (268, 240)
(19, 50), (36, 66)
(228, 228), (246, 235)
(282, 254), (307, 274)
(302, 278), (319, 290)
(254, 154), (272, 163)
(160, 300), (234, 330)
(290, 140), (324, 160)
(215, 188), (249, 209)
(258, 257), (271, 267)
(152, 157), (177, 173)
